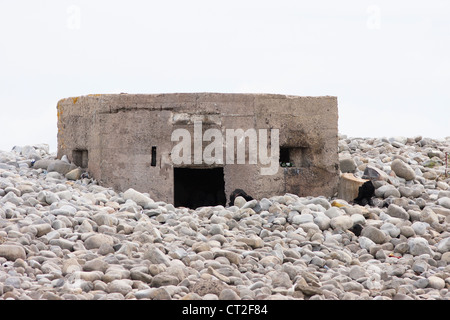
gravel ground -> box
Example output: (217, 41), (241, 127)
(0, 135), (449, 300)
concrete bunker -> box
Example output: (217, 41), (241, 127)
(57, 93), (339, 207)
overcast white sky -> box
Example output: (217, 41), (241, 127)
(1, 0), (449, 152)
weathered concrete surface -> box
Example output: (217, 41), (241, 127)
(57, 93), (339, 205)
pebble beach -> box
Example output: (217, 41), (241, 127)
(0, 135), (449, 300)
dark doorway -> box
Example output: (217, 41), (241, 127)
(174, 167), (226, 209)
(72, 149), (88, 168)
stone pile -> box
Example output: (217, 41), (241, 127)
(0, 136), (449, 300)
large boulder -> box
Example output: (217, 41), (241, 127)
(122, 188), (158, 209)
(0, 244), (26, 261)
(363, 165), (389, 181)
(436, 237), (450, 253)
(391, 159), (416, 181)
(408, 237), (434, 256)
(84, 234), (115, 250)
(65, 168), (83, 180)
(48, 160), (77, 175)
(33, 159), (54, 170)
(330, 215), (354, 231)
(361, 226), (388, 244)
(339, 156), (357, 173)
(387, 204), (410, 220)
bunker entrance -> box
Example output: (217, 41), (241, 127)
(174, 167), (226, 209)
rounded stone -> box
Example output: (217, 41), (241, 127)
(0, 245), (26, 261)
(408, 237), (433, 256)
(233, 196), (247, 208)
(391, 159), (416, 181)
(219, 288), (240, 300)
(330, 215), (353, 231)
(107, 279), (133, 295)
(361, 226), (387, 244)
(427, 276), (445, 289)
(84, 234), (115, 250)
(387, 204), (409, 220)
(412, 260), (428, 274)
(348, 265), (366, 280)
